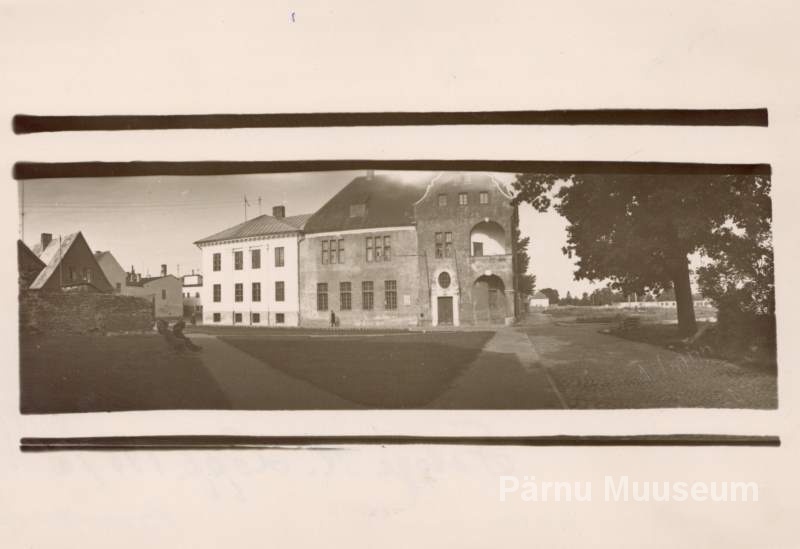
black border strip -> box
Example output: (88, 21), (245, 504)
(12, 109), (768, 134)
(21, 435), (780, 451)
(13, 160), (771, 180)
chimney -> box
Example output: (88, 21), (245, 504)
(40, 233), (52, 250)
(366, 169), (374, 180)
(272, 205), (286, 218)
(161, 264), (167, 277)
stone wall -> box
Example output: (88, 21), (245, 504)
(20, 291), (155, 334)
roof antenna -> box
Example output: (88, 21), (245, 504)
(258, 196), (262, 215)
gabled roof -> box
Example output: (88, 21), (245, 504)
(18, 239), (45, 269)
(129, 274), (181, 287)
(303, 175), (429, 234)
(195, 213), (311, 245)
(29, 232), (112, 291)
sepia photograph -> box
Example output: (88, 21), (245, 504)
(17, 168), (776, 413)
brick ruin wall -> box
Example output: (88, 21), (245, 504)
(20, 291), (155, 334)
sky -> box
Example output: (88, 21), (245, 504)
(19, 171), (601, 296)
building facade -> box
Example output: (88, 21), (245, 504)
(182, 273), (203, 319)
(195, 207), (310, 327)
(298, 172), (519, 328)
(126, 273), (184, 319)
(413, 173), (518, 326)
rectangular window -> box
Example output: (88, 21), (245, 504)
(362, 281), (374, 310)
(458, 192), (468, 205)
(213, 284), (221, 302)
(213, 253), (221, 271)
(384, 280), (397, 310)
(234, 312), (242, 323)
(276, 313), (285, 324)
(322, 240), (329, 264)
(435, 232), (443, 258)
(115, 282), (121, 292)
(337, 239), (344, 264)
(251, 249), (261, 269)
(275, 246), (285, 267)
(366, 237), (374, 262)
(374, 239), (382, 261)
(234, 250), (243, 270)
(213, 312), (221, 323)
(473, 241), (484, 257)
(252, 282), (261, 302)
(235, 283), (243, 302)
(252, 313), (261, 324)
(161, 289), (166, 300)
(340, 281), (352, 311)
(438, 194), (447, 207)
(317, 283), (328, 311)
(275, 281), (285, 302)
(479, 191), (489, 204)
(445, 231), (453, 258)
(383, 236), (391, 261)
(195, 292), (199, 298)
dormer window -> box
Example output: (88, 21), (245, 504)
(350, 203), (366, 218)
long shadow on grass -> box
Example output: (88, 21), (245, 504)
(20, 333), (230, 413)
(220, 332), (495, 408)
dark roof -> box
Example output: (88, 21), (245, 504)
(303, 175), (429, 234)
(18, 240), (45, 268)
(195, 213), (311, 245)
(128, 274), (181, 287)
(28, 232), (113, 291)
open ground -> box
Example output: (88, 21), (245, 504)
(20, 312), (777, 413)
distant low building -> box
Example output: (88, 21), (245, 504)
(182, 272), (203, 319)
(26, 232), (113, 293)
(529, 291), (550, 308)
(125, 264), (183, 319)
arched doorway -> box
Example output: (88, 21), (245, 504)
(472, 274), (507, 324)
(470, 221), (506, 257)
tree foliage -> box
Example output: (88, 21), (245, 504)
(513, 172), (773, 336)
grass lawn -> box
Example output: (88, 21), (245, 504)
(20, 333), (229, 413)
(220, 332), (495, 408)
(606, 322), (777, 373)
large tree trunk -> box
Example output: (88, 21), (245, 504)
(672, 254), (697, 337)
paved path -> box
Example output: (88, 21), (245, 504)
(193, 334), (360, 409)
(429, 327), (566, 409)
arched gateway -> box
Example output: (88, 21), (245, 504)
(472, 274), (507, 324)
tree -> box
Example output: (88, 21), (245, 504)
(539, 288), (560, 305)
(513, 172), (771, 336)
(512, 208), (536, 299)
